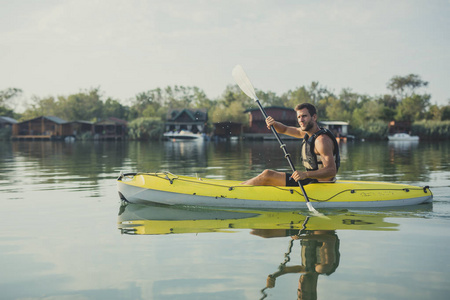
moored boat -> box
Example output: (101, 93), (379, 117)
(117, 172), (433, 209)
(388, 133), (419, 141)
(163, 130), (204, 140)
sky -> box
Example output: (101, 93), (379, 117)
(1, 0), (449, 111)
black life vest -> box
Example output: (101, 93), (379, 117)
(301, 128), (340, 172)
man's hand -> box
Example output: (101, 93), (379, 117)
(291, 170), (308, 182)
(265, 116), (275, 129)
(266, 275), (276, 288)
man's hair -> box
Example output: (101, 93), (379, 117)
(295, 103), (317, 117)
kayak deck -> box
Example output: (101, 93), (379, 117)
(117, 172), (433, 209)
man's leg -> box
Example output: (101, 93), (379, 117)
(241, 169), (286, 186)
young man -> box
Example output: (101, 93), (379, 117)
(242, 103), (340, 186)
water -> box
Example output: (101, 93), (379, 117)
(1, 140), (449, 299)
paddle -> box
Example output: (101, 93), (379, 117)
(232, 64), (320, 214)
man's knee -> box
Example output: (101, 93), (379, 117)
(261, 169), (272, 177)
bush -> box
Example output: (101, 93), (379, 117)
(349, 121), (389, 140)
(412, 120), (450, 140)
(128, 117), (164, 141)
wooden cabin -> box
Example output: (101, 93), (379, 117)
(213, 122), (243, 139)
(93, 117), (127, 140)
(0, 116), (17, 129)
(11, 116), (71, 140)
(243, 106), (297, 139)
(68, 121), (94, 137)
(165, 109), (208, 134)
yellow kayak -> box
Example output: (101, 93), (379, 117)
(117, 172), (432, 209)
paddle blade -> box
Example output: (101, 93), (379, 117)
(232, 65), (258, 101)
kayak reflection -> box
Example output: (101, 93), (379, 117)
(117, 202), (431, 299)
(116, 202), (434, 235)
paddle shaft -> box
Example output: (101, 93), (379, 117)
(254, 99), (311, 203)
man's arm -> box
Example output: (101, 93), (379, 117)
(266, 116), (304, 138)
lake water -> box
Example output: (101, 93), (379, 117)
(1, 140), (449, 300)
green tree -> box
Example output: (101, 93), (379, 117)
(387, 74), (428, 99)
(323, 97), (352, 121)
(395, 94), (431, 122)
(209, 101), (248, 124)
(256, 90), (284, 107)
(339, 88), (361, 112)
(308, 81), (334, 106)
(130, 86), (212, 119)
(0, 88), (22, 117)
(102, 97), (128, 120)
(21, 96), (60, 120)
(58, 88), (103, 121)
(427, 104), (442, 121)
(129, 88), (164, 120)
(127, 117), (164, 140)
(281, 86), (311, 109)
(442, 103), (450, 121)
(221, 85), (254, 109)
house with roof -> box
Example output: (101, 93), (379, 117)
(243, 106), (297, 139)
(318, 121), (350, 140)
(11, 116), (71, 140)
(68, 121), (94, 138)
(93, 117), (127, 140)
(0, 116), (18, 140)
(165, 109), (208, 134)
(0, 116), (17, 129)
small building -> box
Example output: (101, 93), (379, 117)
(243, 106), (297, 139)
(388, 120), (412, 135)
(318, 121), (349, 138)
(165, 109), (208, 133)
(93, 117), (128, 140)
(11, 116), (71, 140)
(213, 122), (242, 139)
(68, 121), (94, 137)
(0, 116), (17, 129)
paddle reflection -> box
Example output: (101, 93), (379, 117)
(257, 219), (340, 300)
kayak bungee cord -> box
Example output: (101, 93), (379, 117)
(126, 172), (431, 203)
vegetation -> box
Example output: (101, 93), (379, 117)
(1, 74), (449, 140)
(128, 117), (164, 141)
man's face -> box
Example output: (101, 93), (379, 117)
(297, 108), (316, 131)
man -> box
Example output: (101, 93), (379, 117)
(242, 103), (340, 186)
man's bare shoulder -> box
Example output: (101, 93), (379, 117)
(314, 134), (334, 153)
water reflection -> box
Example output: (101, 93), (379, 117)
(260, 227), (339, 300)
(118, 203), (432, 299)
(117, 203), (408, 235)
(0, 141), (129, 197)
(388, 140), (419, 152)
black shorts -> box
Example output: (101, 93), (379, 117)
(285, 173), (318, 187)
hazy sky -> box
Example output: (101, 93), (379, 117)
(1, 0), (449, 109)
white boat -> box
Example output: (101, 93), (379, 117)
(388, 133), (419, 141)
(163, 130), (204, 140)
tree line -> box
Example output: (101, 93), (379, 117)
(1, 74), (449, 140)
